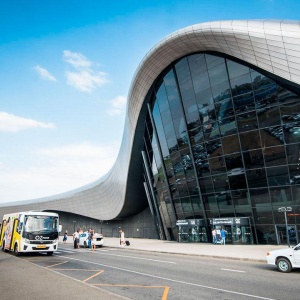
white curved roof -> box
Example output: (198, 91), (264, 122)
(1, 19), (300, 220)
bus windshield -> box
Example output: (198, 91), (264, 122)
(24, 215), (58, 233)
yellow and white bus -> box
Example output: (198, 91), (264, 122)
(0, 211), (60, 256)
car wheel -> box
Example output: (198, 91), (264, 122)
(14, 244), (19, 256)
(277, 258), (292, 273)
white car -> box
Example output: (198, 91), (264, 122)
(266, 243), (300, 272)
(78, 232), (104, 248)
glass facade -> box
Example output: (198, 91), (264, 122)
(143, 53), (300, 245)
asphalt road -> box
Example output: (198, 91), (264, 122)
(17, 244), (300, 300)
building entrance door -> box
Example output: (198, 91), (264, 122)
(233, 225), (251, 244)
(276, 225), (297, 245)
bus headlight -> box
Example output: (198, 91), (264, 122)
(52, 239), (58, 244)
(23, 238), (30, 244)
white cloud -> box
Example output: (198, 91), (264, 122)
(34, 65), (57, 81)
(0, 142), (120, 202)
(107, 96), (127, 116)
(63, 50), (92, 68)
(0, 112), (56, 132)
(65, 70), (108, 93)
(63, 50), (108, 93)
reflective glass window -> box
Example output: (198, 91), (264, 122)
(227, 60), (250, 79)
(203, 193), (218, 210)
(286, 144), (300, 164)
(288, 164), (300, 185)
(205, 54), (224, 69)
(179, 78), (194, 102)
(156, 85), (169, 112)
(190, 195), (203, 212)
(266, 166), (289, 186)
(228, 172), (247, 190)
(233, 92), (255, 114)
(203, 122), (220, 141)
(253, 207), (274, 225)
(173, 117), (188, 146)
(208, 156), (226, 175)
(246, 168), (268, 188)
(254, 84), (278, 108)
(212, 174), (229, 192)
(230, 73), (253, 97)
(215, 98), (234, 121)
(152, 102), (169, 158)
(250, 188), (271, 205)
(240, 130), (262, 151)
(188, 54), (207, 75)
(221, 135), (240, 155)
(243, 149), (264, 169)
(283, 125), (300, 144)
(232, 190), (250, 206)
(208, 62), (228, 86)
(181, 197), (193, 212)
(216, 191), (232, 207)
(263, 145), (287, 167)
(260, 128), (283, 147)
(205, 139), (222, 157)
(199, 176), (214, 194)
(270, 186), (292, 204)
(196, 158), (210, 177)
(251, 70), (276, 91)
(236, 111), (258, 133)
(190, 127), (204, 145)
(219, 116), (237, 136)
(225, 153), (243, 170)
(192, 71), (210, 93)
(277, 85), (299, 104)
(257, 106), (281, 129)
(212, 80), (231, 102)
(292, 186), (300, 204)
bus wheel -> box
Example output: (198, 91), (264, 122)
(2, 241), (8, 253)
(14, 244), (19, 256)
(47, 252), (53, 256)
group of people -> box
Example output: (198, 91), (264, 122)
(212, 227), (227, 245)
(63, 228), (97, 251)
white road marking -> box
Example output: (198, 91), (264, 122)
(221, 268), (246, 273)
(58, 255), (275, 300)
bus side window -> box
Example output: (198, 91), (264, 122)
(17, 222), (23, 234)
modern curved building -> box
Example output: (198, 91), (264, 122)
(1, 19), (300, 245)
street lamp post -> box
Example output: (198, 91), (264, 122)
(278, 207), (292, 247)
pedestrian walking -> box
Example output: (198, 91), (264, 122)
(212, 228), (217, 244)
(119, 229), (125, 247)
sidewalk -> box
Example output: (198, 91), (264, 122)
(60, 236), (282, 262)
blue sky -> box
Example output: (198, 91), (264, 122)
(0, 0), (299, 204)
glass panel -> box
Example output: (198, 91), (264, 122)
(221, 135), (240, 155)
(209, 156), (227, 175)
(227, 60), (250, 79)
(257, 105), (281, 129)
(199, 177), (214, 194)
(205, 54), (224, 69)
(239, 130), (261, 151)
(230, 73), (253, 97)
(266, 166), (289, 186)
(233, 92), (255, 114)
(203, 193), (218, 210)
(156, 84), (169, 112)
(256, 225), (276, 244)
(283, 125), (300, 144)
(232, 190), (250, 206)
(228, 172), (247, 190)
(286, 144), (300, 164)
(190, 195), (202, 212)
(212, 173), (230, 192)
(291, 186), (300, 204)
(215, 98), (234, 121)
(236, 111), (258, 133)
(217, 191), (233, 207)
(212, 80), (231, 102)
(263, 146), (287, 167)
(243, 149), (265, 169)
(192, 71), (210, 93)
(254, 84), (278, 108)
(270, 187), (292, 204)
(225, 153), (243, 170)
(289, 164), (300, 185)
(188, 54), (207, 76)
(208, 62), (228, 86)
(260, 127), (283, 147)
(219, 116), (237, 136)
(205, 139), (222, 157)
(253, 207), (274, 225)
(246, 168), (268, 188)
(250, 188), (270, 205)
